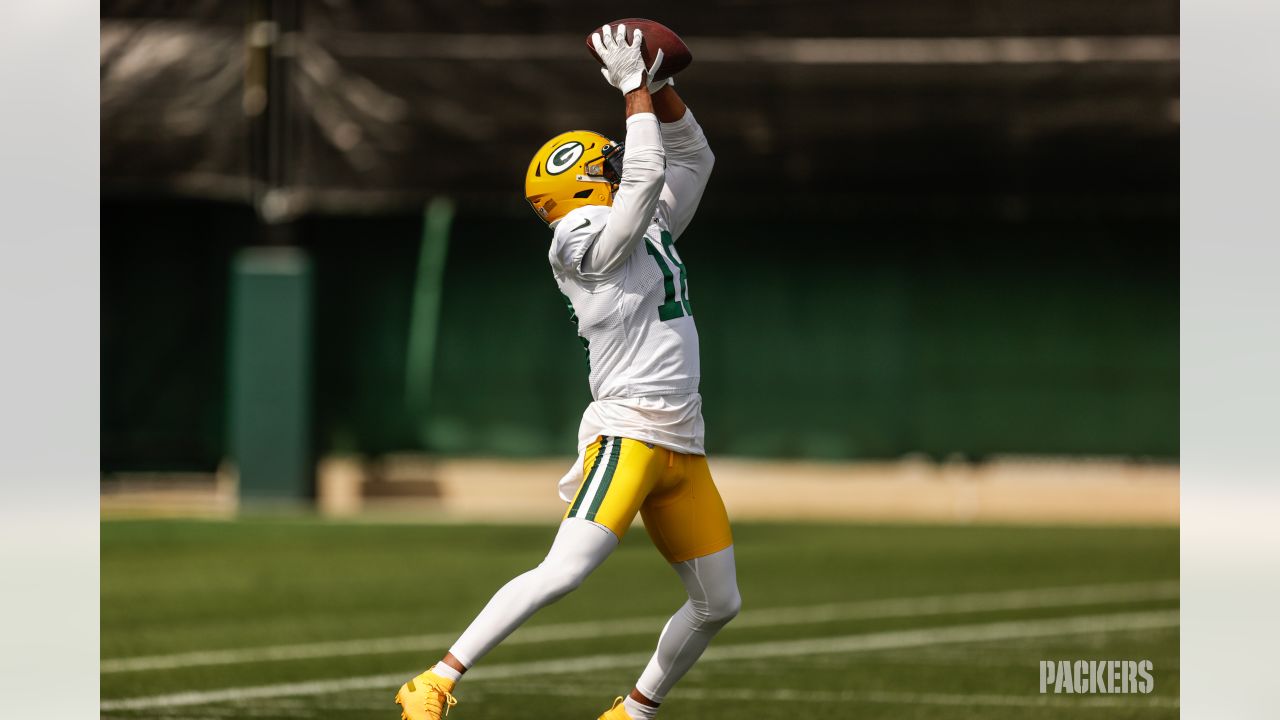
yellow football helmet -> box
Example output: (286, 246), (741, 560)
(525, 130), (624, 225)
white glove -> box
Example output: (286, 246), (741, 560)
(591, 23), (664, 95)
(649, 75), (674, 94)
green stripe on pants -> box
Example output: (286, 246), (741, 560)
(585, 440), (622, 522)
(568, 436), (607, 518)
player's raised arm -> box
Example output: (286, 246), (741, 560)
(582, 24), (666, 276)
(652, 83), (714, 241)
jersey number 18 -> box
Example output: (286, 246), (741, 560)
(645, 231), (693, 321)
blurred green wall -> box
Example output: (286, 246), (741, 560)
(101, 199), (1176, 471)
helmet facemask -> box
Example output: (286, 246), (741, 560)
(578, 142), (625, 199)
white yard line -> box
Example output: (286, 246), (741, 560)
(102, 580), (1177, 673)
(100, 608), (1178, 712)
(477, 684), (1180, 710)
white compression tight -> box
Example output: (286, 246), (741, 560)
(449, 518), (617, 667)
(635, 544), (741, 703)
(447, 518), (741, 707)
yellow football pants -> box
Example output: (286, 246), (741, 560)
(564, 435), (733, 563)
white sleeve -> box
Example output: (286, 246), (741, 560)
(548, 205), (613, 279)
(580, 112), (665, 276)
(656, 108), (714, 241)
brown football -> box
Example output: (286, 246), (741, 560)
(585, 19), (692, 82)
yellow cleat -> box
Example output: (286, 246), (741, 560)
(597, 696), (632, 720)
(394, 669), (458, 720)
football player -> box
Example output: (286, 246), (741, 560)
(396, 24), (738, 720)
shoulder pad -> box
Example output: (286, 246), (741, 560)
(549, 205), (611, 274)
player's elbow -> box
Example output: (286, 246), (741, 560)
(637, 165), (666, 190)
(701, 145), (715, 172)
(625, 146), (667, 187)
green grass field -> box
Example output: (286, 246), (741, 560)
(102, 519), (1178, 719)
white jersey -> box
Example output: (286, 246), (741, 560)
(548, 110), (715, 500)
(551, 204), (699, 400)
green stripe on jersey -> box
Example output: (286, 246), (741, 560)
(559, 291), (590, 371)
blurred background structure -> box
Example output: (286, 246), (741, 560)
(100, 1), (1178, 516)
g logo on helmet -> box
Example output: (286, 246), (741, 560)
(546, 141), (584, 175)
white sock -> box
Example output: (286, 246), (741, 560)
(430, 662), (462, 683)
(623, 696), (659, 720)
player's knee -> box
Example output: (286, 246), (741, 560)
(707, 586), (742, 625)
(691, 585), (740, 627)
(535, 560), (590, 599)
